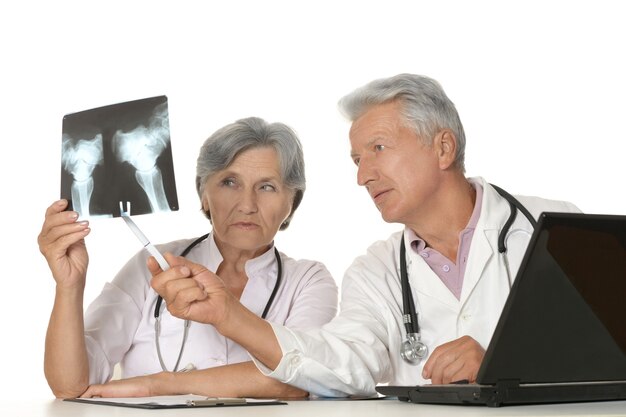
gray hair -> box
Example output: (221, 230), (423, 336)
(196, 117), (305, 230)
(338, 74), (466, 172)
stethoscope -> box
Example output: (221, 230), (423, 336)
(153, 233), (283, 372)
(399, 184), (538, 365)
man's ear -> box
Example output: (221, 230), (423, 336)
(434, 129), (457, 170)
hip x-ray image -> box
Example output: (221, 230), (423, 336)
(60, 96), (179, 219)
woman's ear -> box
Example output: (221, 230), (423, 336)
(201, 193), (209, 212)
(200, 194), (212, 221)
(434, 129), (457, 170)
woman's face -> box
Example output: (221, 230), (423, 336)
(202, 146), (294, 257)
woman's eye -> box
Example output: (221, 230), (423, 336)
(221, 178), (236, 187)
(260, 184), (276, 192)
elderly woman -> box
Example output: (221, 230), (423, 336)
(39, 117), (338, 399)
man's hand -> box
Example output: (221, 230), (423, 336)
(149, 253), (234, 329)
(150, 253), (283, 370)
(422, 335), (485, 384)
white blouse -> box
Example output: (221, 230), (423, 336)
(83, 233), (338, 384)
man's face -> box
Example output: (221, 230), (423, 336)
(349, 101), (442, 224)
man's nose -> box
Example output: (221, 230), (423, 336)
(356, 156), (377, 186)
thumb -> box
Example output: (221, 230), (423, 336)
(147, 253), (189, 275)
(162, 254), (213, 289)
(186, 265), (224, 293)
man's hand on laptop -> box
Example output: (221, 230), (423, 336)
(422, 335), (485, 384)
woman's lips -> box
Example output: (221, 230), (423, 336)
(232, 222), (259, 230)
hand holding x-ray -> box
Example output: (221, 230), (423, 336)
(38, 199), (91, 290)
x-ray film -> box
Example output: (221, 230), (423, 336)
(60, 96), (179, 218)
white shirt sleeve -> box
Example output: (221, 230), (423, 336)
(83, 249), (149, 384)
(252, 247), (398, 397)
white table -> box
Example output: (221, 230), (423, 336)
(3, 398), (626, 416)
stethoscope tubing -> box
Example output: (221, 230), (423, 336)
(153, 233), (282, 372)
(399, 184), (536, 364)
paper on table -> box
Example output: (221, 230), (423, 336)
(74, 395), (209, 406)
(67, 394), (285, 408)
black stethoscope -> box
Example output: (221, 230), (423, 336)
(399, 184), (538, 365)
(153, 233), (283, 372)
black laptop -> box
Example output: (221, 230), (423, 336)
(376, 212), (626, 407)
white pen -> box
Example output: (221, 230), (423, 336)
(119, 201), (170, 271)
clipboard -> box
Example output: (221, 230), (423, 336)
(65, 395), (286, 409)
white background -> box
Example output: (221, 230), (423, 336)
(1, 0), (624, 400)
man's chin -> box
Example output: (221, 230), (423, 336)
(380, 210), (400, 224)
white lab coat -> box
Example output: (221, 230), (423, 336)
(83, 233), (338, 384)
(254, 178), (581, 397)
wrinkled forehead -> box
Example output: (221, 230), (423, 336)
(219, 146), (282, 175)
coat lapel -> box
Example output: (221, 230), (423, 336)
(411, 255), (459, 312)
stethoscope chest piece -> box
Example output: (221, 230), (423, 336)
(401, 332), (428, 365)
(396, 184), (537, 367)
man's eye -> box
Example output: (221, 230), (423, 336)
(374, 144), (385, 151)
(353, 157), (360, 166)
(221, 178), (236, 187)
(260, 184), (276, 192)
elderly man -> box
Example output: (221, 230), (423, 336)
(150, 74), (579, 397)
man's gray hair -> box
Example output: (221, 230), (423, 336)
(338, 74), (466, 171)
(196, 117), (305, 230)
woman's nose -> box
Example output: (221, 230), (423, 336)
(238, 189), (258, 214)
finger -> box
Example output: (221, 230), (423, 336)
(152, 271), (206, 316)
(41, 201), (79, 234)
(428, 348), (458, 384)
(44, 199), (70, 218)
(166, 286), (209, 319)
(150, 264), (192, 293)
(422, 338), (458, 380)
(163, 253), (209, 277)
(165, 256), (224, 292)
(163, 252), (185, 267)
(162, 274), (204, 300)
(422, 344), (446, 379)
(38, 221), (90, 258)
(40, 220), (90, 247)
(439, 356), (464, 384)
(39, 208), (88, 247)
(424, 337), (485, 383)
(147, 253), (190, 278)
(147, 256), (162, 276)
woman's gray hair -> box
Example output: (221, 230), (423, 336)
(338, 74), (467, 172)
(196, 117), (305, 230)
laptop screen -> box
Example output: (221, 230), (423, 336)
(478, 212), (626, 385)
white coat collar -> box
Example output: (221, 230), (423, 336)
(205, 232), (277, 277)
(404, 177), (514, 308)
(458, 177), (514, 303)
(205, 233), (279, 317)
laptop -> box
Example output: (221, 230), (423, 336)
(376, 212), (626, 407)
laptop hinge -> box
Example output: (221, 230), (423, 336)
(489, 379), (522, 407)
